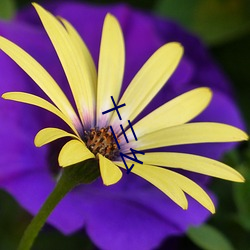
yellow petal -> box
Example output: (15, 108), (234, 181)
(0, 36), (80, 129)
(96, 14), (125, 128)
(110, 42), (183, 131)
(35, 127), (78, 147)
(99, 154), (122, 186)
(115, 161), (188, 209)
(134, 152), (244, 182)
(116, 161), (214, 212)
(165, 170), (215, 213)
(33, 3), (95, 126)
(2, 92), (79, 136)
(133, 122), (248, 151)
(59, 17), (97, 93)
(59, 139), (94, 167)
(127, 87), (212, 138)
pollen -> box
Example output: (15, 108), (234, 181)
(83, 127), (120, 160)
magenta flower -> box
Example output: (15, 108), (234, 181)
(0, 2), (245, 250)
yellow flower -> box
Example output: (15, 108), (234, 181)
(0, 3), (248, 214)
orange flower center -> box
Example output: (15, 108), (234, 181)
(83, 127), (120, 160)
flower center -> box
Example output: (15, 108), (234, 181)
(83, 127), (119, 160)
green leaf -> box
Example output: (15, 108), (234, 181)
(233, 162), (250, 231)
(154, 0), (250, 45)
(0, 0), (16, 19)
(233, 165), (250, 214)
(187, 224), (234, 250)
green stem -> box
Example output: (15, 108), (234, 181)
(18, 159), (100, 250)
(17, 174), (74, 250)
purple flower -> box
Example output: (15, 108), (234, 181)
(0, 2), (245, 250)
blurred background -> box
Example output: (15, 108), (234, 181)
(0, 0), (250, 249)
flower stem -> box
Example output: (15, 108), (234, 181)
(17, 174), (74, 250)
(17, 159), (100, 250)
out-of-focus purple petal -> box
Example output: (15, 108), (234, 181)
(69, 174), (215, 250)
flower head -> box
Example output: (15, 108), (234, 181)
(1, 3), (247, 213)
(0, 3), (247, 249)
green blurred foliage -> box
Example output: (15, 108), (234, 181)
(0, 190), (28, 249)
(233, 152), (250, 231)
(155, 0), (250, 46)
(0, 0), (16, 19)
(0, 190), (96, 250)
(1, 0), (250, 249)
(201, 147), (250, 250)
(212, 33), (250, 126)
(188, 224), (234, 250)
(184, 147), (250, 250)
